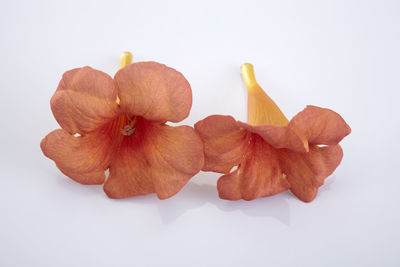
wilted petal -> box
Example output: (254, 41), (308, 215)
(51, 67), (119, 134)
(279, 144), (344, 202)
(290, 105), (351, 145)
(195, 115), (250, 173)
(104, 119), (204, 199)
(40, 129), (113, 184)
(115, 62), (192, 123)
(237, 121), (308, 153)
(218, 135), (290, 200)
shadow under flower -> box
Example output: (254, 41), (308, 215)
(147, 173), (337, 225)
(54, 172), (296, 226)
(319, 175), (336, 193)
(151, 172), (292, 225)
(55, 173), (101, 196)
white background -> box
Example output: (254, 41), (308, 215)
(1, 0), (399, 266)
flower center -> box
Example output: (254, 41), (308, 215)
(121, 124), (135, 136)
(106, 114), (138, 138)
(120, 116), (137, 136)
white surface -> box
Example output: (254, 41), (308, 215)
(1, 0), (399, 266)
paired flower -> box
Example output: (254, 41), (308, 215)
(195, 63), (351, 202)
(41, 52), (204, 199)
(41, 53), (350, 202)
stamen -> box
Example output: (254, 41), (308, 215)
(121, 125), (136, 136)
(120, 116), (137, 136)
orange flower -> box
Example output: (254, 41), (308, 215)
(41, 52), (204, 199)
(195, 63), (351, 202)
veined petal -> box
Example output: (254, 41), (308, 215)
(51, 67), (119, 135)
(114, 62), (192, 123)
(103, 136), (155, 198)
(58, 166), (106, 185)
(237, 121), (309, 152)
(104, 119), (204, 199)
(290, 105), (351, 145)
(147, 124), (204, 199)
(194, 115), (250, 173)
(218, 135), (290, 200)
(40, 129), (113, 184)
(279, 144), (344, 202)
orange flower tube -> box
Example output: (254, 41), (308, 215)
(41, 52), (204, 199)
(195, 63), (351, 202)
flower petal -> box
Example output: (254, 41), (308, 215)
(58, 166), (106, 185)
(217, 135), (290, 200)
(104, 119), (204, 199)
(237, 121), (309, 153)
(278, 144), (344, 202)
(290, 105), (351, 145)
(40, 129), (113, 184)
(114, 62), (192, 123)
(103, 137), (155, 198)
(147, 124), (204, 199)
(51, 67), (119, 134)
(194, 115), (250, 173)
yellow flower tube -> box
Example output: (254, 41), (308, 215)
(240, 63), (289, 126)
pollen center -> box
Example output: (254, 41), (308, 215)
(107, 114), (138, 138)
(121, 124), (135, 136)
(120, 115), (137, 136)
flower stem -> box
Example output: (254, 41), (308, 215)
(120, 52), (133, 69)
(240, 63), (258, 90)
(240, 63), (289, 126)
(116, 52), (133, 104)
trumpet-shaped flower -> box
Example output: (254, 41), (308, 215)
(41, 53), (204, 199)
(195, 63), (350, 202)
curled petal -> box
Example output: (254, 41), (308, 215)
(51, 67), (119, 134)
(237, 121), (308, 153)
(194, 115), (250, 173)
(218, 135), (290, 200)
(290, 105), (351, 145)
(104, 119), (204, 199)
(115, 62), (192, 123)
(40, 129), (113, 184)
(279, 144), (344, 202)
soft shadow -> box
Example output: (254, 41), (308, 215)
(54, 172), (291, 225)
(153, 172), (291, 225)
(55, 174), (101, 196)
(319, 175), (336, 193)
(216, 191), (292, 225)
(144, 174), (336, 224)
(112, 181), (216, 224)
(154, 182), (217, 223)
